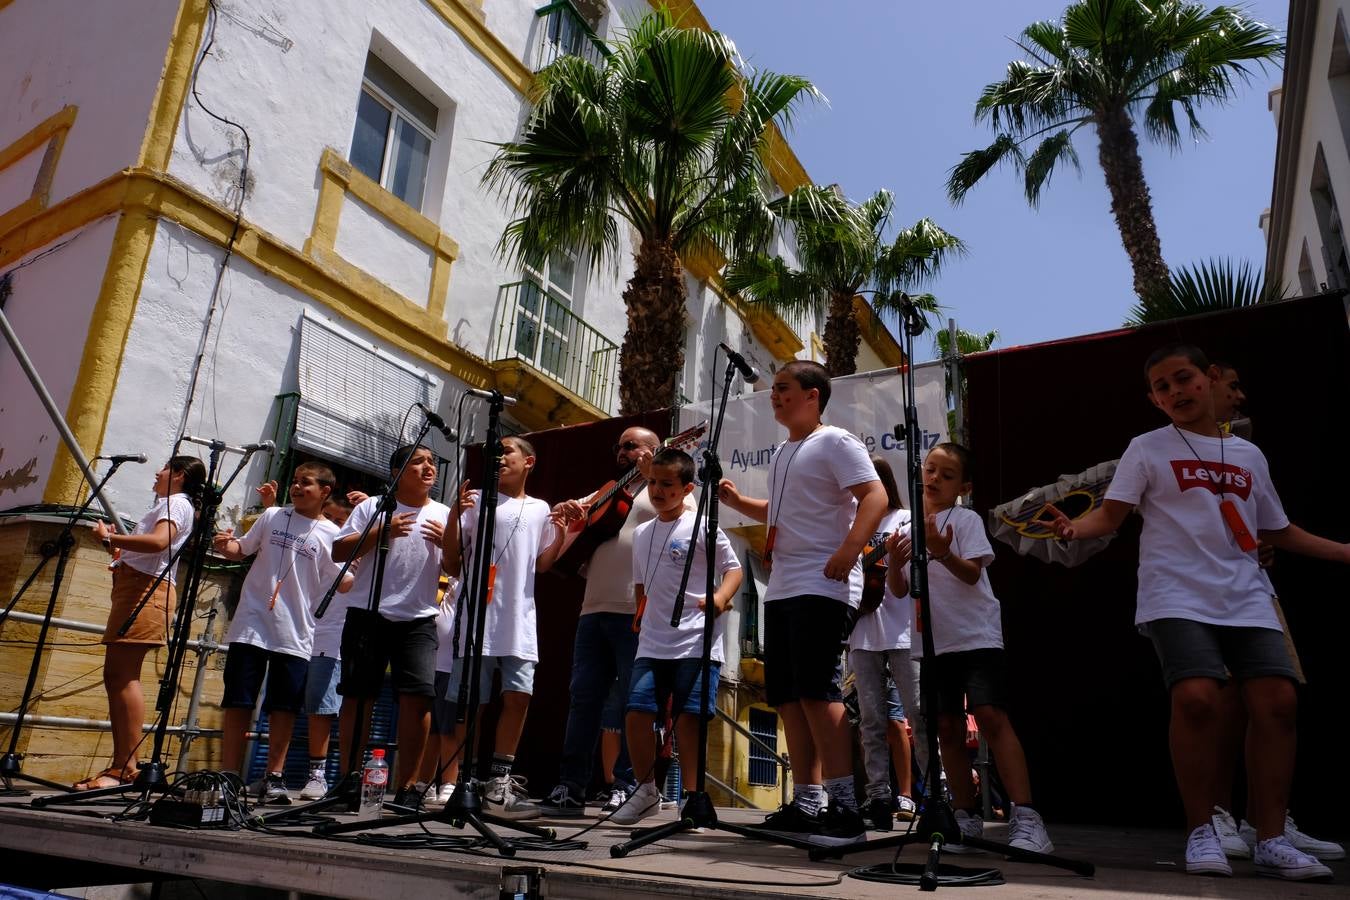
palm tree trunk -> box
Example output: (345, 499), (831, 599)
(822, 290), (861, 377)
(1095, 105), (1170, 300)
(618, 238), (687, 415)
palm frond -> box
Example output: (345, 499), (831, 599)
(1125, 257), (1286, 325)
(947, 135), (1024, 204)
(1023, 128), (1081, 205)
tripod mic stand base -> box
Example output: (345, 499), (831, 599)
(1, 752), (72, 796)
(32, 760), (171, 810)
(256, 771), (362, 825)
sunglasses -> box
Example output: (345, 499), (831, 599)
(612, 440), (643, 455)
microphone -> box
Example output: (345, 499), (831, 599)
(97, 453), (148, 464)
(464, 387), (518, 406)
(718, 343), (760, 384)
(417, 403), (459, 443)
(242, 440), (276, 453)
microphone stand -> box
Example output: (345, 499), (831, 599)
(0, 460), (131, 795)
(312, 392), (557, 854)
(36, 437), (260, 813)
(611, 352), (817, 856)
(262, 414), (442, 824)
(802, 300), (1094, 887)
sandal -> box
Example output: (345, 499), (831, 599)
(72, 766), (134, 791)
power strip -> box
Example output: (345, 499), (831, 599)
(148, 793), (231, 828)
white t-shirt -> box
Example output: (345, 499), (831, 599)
(848, 508), (913, 652)
(915, 505), (1002, 658)
(339, 496), (450, 622)
(1105, 426), (1289, 629)
(120, 493), (196, 585)
(457, 493), (558, 661)
(224, 506), (342, 659)
(763, 426), (878, 607)
(434, 578), (460, 672)
(631, 510), (741, 663)
(581, 487), (695, 616)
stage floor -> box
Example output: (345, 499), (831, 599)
(0, 797), (1344, 898)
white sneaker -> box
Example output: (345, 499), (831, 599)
(946, 808), (983, 854)
(484, 775), (542, 820)
(602, 785), (629, 814)
(299, 767), (328, 801)
(437, 783), (456, 805)
(1253, 835), (1334, 881)
(1185, 823), (1233, 876)
(1006, 804), (1053, 854)
(611, 782), (662, 826)
(1240, 814), (1346, 861)
(1210, 806), (1251, 859)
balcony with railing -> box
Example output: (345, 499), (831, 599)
(490, 278), (618, 426)
(534, 1), (609, 71)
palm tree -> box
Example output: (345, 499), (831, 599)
(725, 186), (963, 376)
(946, 0), (1282, 301)
(1124, 257), (1284, 325)
(483, 8), (818, 414)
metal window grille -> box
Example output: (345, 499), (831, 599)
(748, 708), (779, 786)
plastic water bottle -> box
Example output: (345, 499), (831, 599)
(358, 749), (388, 819)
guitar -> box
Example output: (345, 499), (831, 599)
(858, 539), (892, 615)
(553, 420), (709, 576)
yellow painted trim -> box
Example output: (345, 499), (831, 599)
(490, 359), (606, 431)
(810, 331), (824, 363)
(45, 206), (158, 504)
(852, 296), (906, 368)
(708, 276), (803, 362)
(0, 105), (78, 237)
(425, 0), (532, 95)
(0, 0), (18, 13)
(309, 147), (459, 317)
(138, 0), (209, 171)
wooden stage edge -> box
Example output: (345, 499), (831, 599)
(1, 801), (1346, 899)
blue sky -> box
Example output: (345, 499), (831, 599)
(697, 0), (1289, 359)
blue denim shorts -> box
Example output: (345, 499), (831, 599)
(448, 654), (536, 705)
(627, 657), (721, 718)
(304, 654), (342, 716)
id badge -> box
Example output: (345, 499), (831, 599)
(1219, 499), (1258, 552)
(632, 585), (647, 633)
(764, 525), (777, 566)
(486, 563), (498, 604)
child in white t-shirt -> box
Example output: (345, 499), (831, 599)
(442, 435), (566, 819)
(889, 442), (1052, 855)
(213, 462), (346, 804)
(718, 360), (887, 846)
(847, 456), (919, 831)
(416, 577), (460, 805)
(78, 456), (204, 791)
(608, 448), (742, 825)
(334, 445), (453, 807)
(1048, 345), (1347, 881)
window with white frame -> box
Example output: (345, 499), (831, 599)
(349, 53), (438, 210)
(516, 249), (580, 380)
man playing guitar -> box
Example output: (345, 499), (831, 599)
(540, 427), (662, 816)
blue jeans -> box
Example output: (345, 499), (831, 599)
(558, 612), (637, 794)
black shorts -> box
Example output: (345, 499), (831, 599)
(221, 643), (308, 713)
(337, 607), (437, 698)
(922, 648), (1010, 716)
(764, 595), (850, 706)
(1143, 618), (1297, 690)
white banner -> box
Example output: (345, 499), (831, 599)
(678, 363), (950, 529)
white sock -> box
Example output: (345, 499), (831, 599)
(824, 776), (858, 811)
(794, 783), (825, 817)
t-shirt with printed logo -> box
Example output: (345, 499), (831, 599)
(225, 506), (342, 659)
(1104, 426), (1289, 629)
(631, 510), (740, 663)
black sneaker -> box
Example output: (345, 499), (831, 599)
(861, 796), (894, 832)
(391, 784), (425, 812)
(540, 783), (586, 817)
(751, 802), (820, 838)
(808, 804), (867, 847)
(254, 773), (291, 806)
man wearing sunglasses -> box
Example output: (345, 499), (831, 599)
(541, 427), (665, 817)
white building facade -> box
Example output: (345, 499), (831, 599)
(0, 0), (904, 519)
(1265, 0), (1350, 294)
